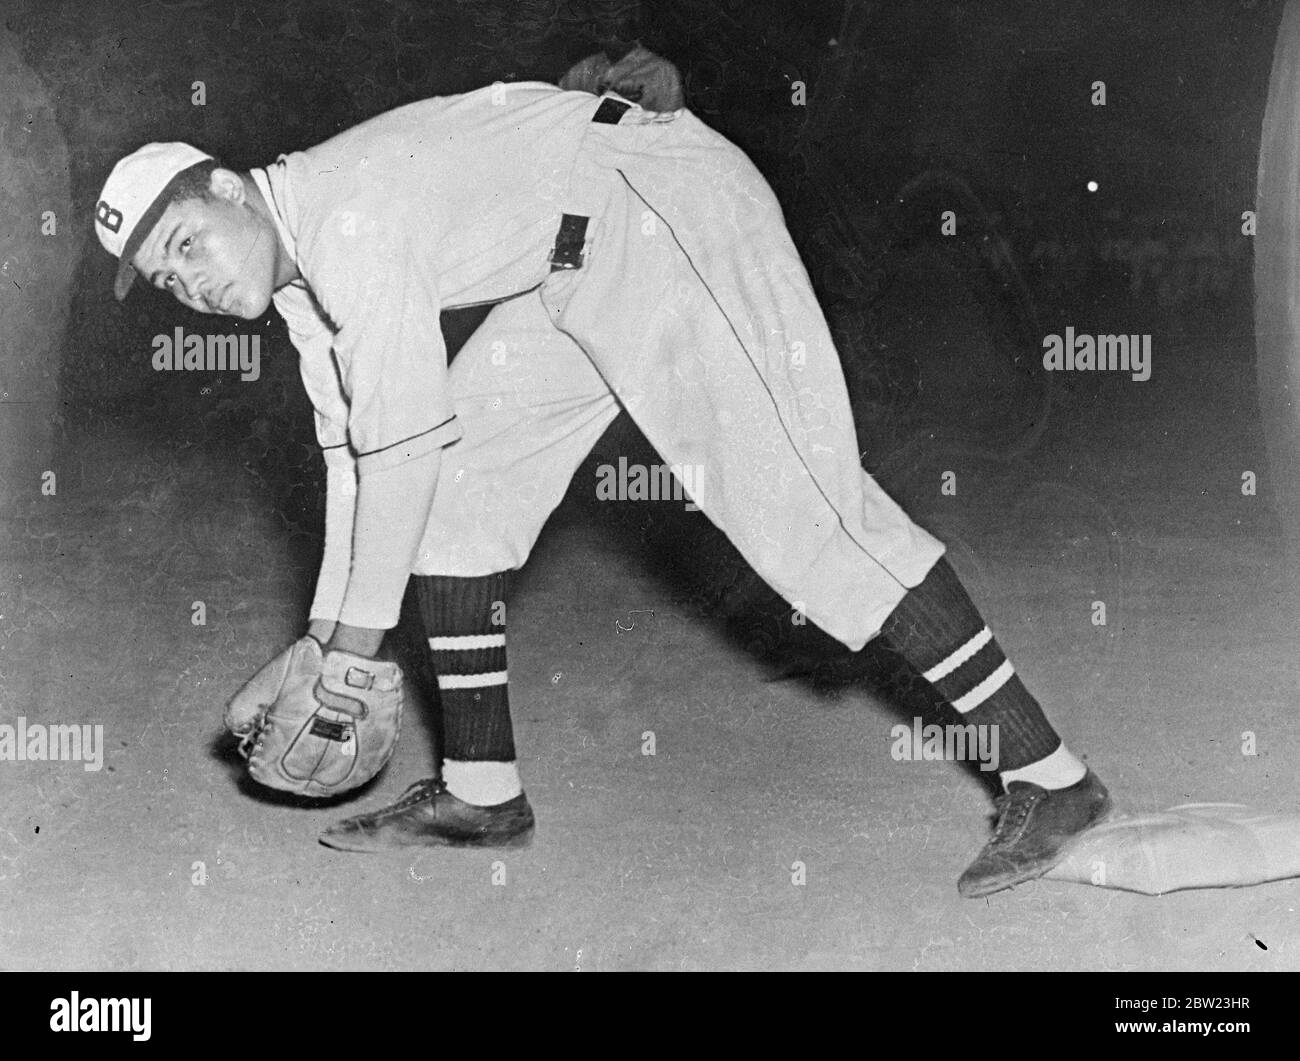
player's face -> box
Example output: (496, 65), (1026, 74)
(132, 169), (279, 319)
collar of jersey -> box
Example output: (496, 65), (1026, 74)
(250, 160), (302, 277)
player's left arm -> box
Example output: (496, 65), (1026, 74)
(326, 450), (442, 657)
(312, 231), (456, 658)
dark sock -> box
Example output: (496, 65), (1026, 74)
(877, 557), (1064, 774)
(414, 573), (516, 764)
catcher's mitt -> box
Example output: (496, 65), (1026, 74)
(224, 636), (404, 798)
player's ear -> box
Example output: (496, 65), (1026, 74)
(208, 167), (247, 204)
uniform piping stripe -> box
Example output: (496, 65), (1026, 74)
(922, 626), (993, 683)
(950, 659), (1014, 714)
(428, 634), (507, 651)
(611, 168), (912, 597)
(354, 416), (457, 459)
(437, 670), (509, 690)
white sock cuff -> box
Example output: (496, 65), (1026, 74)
(442, 759), (523, 806)
(999, 744), (1087, 791)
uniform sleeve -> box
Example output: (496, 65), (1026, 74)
(279, 287), (441, 629)
(312, 227), (461, 477)
(271, 285), (358, 623)
(282, 289), (351, 453)
(337, 447), (442, 630)
(312, 445), (358, 624)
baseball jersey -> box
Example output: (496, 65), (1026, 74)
(253, 82), (605, 470)
(249, 82), (605, 625)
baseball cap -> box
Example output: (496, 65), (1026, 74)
(95, 142), (214, 300)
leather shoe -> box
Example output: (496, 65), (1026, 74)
(958, 769), (1112, 897)
(319, 776), (535, 852)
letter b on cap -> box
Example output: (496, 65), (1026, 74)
(96, 199), (123, 233)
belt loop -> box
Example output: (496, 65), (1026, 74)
(592, 97), (632, 124)
(549, 213), (590, 271)
(548, 97), (627, 272)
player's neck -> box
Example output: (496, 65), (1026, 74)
(243, 174), (301, 289)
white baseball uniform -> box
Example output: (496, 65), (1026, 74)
(253, 81), (944, 651)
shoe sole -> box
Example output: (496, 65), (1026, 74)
(958, 798), (1114, 899)
(318, 826), (535, 853)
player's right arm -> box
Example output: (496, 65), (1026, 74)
(274, 282), (359, 645)
(304, 442), (356, 646)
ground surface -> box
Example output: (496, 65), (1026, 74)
(3, 306), (1299, 972)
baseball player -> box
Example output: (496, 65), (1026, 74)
(96, 49), (1111, 897)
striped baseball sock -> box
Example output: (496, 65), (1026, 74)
(414, 572), (523, 807)
(878, 557), (1087, 791)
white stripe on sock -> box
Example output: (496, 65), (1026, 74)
(437, 670), (508, 690)
(950, 658), (1014, 714)
(443, 759), (523, 806)
(922, 626), (993, 683)
(428, 633), (506, 651)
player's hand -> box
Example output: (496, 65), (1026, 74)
(560, 44), (685, 113)
(224, 636), (406, 798)
(224, 640), (301, 741)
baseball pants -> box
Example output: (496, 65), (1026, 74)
(412, 101), (945, 651)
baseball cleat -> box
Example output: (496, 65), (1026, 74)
(958, 769), (1112, 898)
(319, 776), (535, 852)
